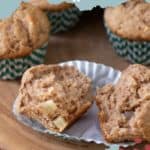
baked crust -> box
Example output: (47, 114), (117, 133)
(30, 0), (74, 11)
(104, 0), (150, 41)
(0, 2), (50, 59)
(96, 64), (150, 142)
(16, 64), (93, 132)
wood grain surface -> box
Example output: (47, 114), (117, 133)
(0, 10), (137, 150)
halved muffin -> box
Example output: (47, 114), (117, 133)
(15, 64), (93, 132)
(96, 64), (150, 143)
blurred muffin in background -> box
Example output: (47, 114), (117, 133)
(0, 2), (50, 80)
(30, 0), (81, 34)
(104, 0), (150, 65)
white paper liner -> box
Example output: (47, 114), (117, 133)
(13, 60), (135, 149)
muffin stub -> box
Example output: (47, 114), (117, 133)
(104, 0), (150, 41)
(16, 65), (93, 132)
(0, 2), (50, 59)
(47, 6), (81, 34)
(96, 64), (150, 143)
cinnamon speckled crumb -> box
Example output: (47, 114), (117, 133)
(96, 64), (150, 143)
(16, 65), (93, 132)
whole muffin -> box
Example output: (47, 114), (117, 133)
(104, 0), (150, 65)
(96, 64), (150, 143)
(0, 2), (50, 79)
(15, 65), (93, 132)
(30, 0), (81, 33)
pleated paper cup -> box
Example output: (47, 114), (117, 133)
(47, 6), (81, 34)
(0, 43), (48, 80)
(12, 60), (137, 149)
(105, 25), (150, 65)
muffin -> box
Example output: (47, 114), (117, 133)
(104, 0), (150, 65)
(96, 64), (150, 143)
(30, 0), (81, 33)
(0, 2), (50, 79)
(15, 65), (93, 132)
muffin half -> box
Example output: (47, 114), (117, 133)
(96, 64), (150, 143)
(15, 64), (93, 132)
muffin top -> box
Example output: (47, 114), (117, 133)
(104, 0), (150, 41)
(30, 0), (75, 12)
(0, 2), (50, 59)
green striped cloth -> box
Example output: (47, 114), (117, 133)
(106, 26), (150, 65)
(0, 44), (48, 80)
(47, 6), (81, 34)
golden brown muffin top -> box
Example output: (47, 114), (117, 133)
(104, 0), (150, 41)
(30, 0), (75, 11)
(0, 2), (50, 59)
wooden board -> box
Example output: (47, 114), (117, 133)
(0, 10), (135, 150)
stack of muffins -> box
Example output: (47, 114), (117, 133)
(0, 2), (50, 79)
(0, 1), (81, 80)
(104, 0), (150, 65)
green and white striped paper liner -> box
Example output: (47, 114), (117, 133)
(0, 43), (48, 80)
(105, 26), (150, 65)
(47, 6), (81, 34)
